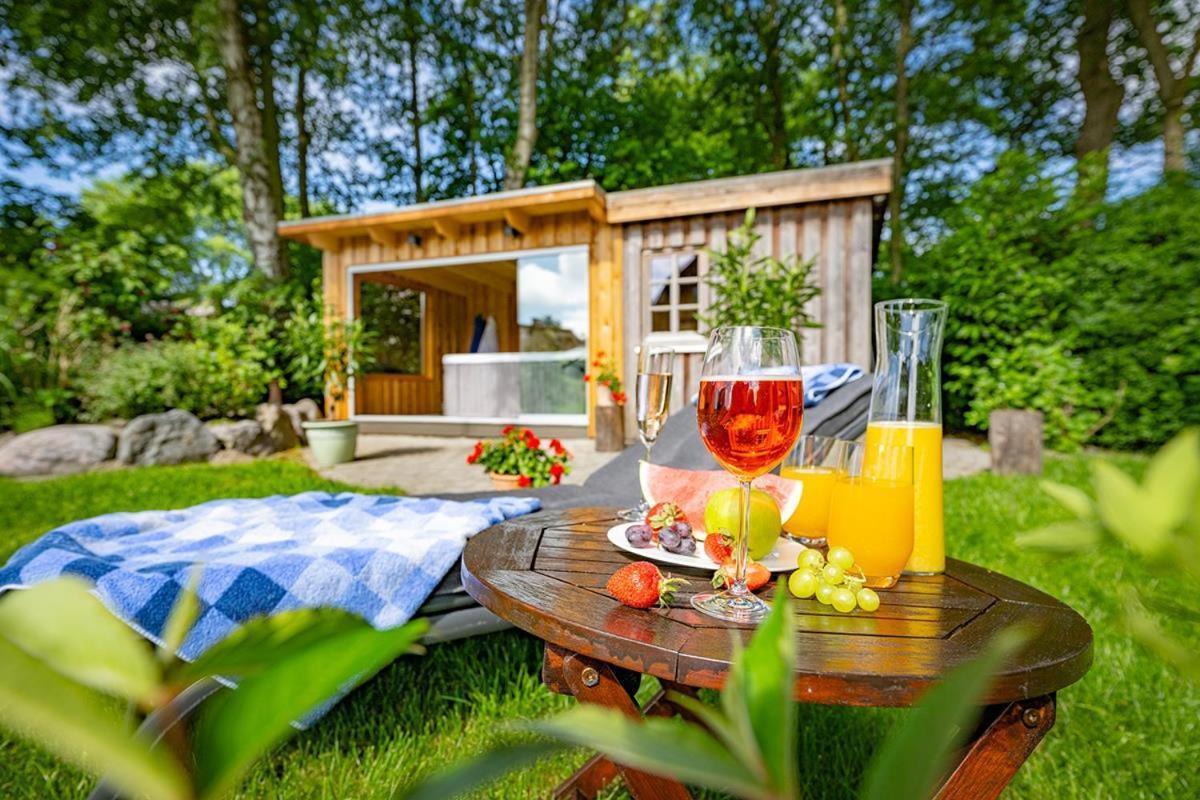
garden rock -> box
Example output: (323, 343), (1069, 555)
(256, 403), (299, 451)
(207, 419), (274, 455)
(0, 425), (117, 477)
(209, 449), (254, 465)
(118, 410), (219, 466)
(282, 398), (323, 444)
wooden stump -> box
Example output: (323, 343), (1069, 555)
(989, 410), (1044, 475)
(595, 405), (625, 452)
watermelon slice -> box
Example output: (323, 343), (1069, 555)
(638, 461), (803, 539)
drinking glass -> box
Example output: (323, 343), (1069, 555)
(780, 436), (849, 547)
(618, 345), (677, 521)
(692, 326), (804, 623)
(827, 441), (914, 589)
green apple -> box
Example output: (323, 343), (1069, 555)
(703, 488), (781, 560)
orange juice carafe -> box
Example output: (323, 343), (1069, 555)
(866, 299), (947, 574)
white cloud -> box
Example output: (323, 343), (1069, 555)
(518, 253), (589, 341)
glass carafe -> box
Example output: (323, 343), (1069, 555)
(865, 299), (947, 574)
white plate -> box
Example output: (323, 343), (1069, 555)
(606, 522), (803, 572)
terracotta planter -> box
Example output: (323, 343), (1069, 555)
(488, 472), (524, 491)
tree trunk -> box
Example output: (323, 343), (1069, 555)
(1074, 0), (1124, 162)
(505, 0), (545, 190)
(1074, 0), (1124, 202)
(833, 0), (858, 161)
(1162, 100), (1186, 173)
(1125, 0), (1200, 175)
(216, 0), (288, 279)
(251, 0), (285, 222)
(889, 0), (912, 284)
(761, 5), (791, 170)
(296, 61), (311, 218)
(407, 37), (425, 202)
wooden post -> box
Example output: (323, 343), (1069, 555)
(989, 410), (1044, 475)
(596, 406), (625, 452)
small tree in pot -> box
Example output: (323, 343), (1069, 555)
(290, 311), (376, 467)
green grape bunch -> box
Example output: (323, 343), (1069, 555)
(788, 545), (880, 613)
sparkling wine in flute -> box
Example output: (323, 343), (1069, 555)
(636, 371), (673, 446)
(697, 376), (805, 480)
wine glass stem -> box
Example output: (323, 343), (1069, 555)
(731, 479), (752, 597)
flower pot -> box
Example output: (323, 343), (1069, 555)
(595, 384), (615, 407)
(302, 420), (358, 467)
(488, 472), (523, 491)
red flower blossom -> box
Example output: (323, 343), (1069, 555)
(583, 373), (591, 382)
(518, 475), (532, 488)
(550, 438), (564, 455)
(611, 391), (627, 405)
(466, 441), (484, 464)
(502, 425), (515, 435)
(549, 463), (564, 484)
(523, 430), (541, 449)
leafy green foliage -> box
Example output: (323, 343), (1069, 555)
(700, 210), (821, 341)
(904, 153), (1200, 450)
(1018, 428), (1200, 681)
(0, 572), (426, 800)
(78, 338), (269, 422)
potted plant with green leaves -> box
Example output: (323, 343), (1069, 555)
(302, 318), (375, 467)
(467, 426), (572, 490)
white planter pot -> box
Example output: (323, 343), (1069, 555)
(303, 420), (358, 467)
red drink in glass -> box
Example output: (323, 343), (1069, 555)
(697, 376), (804, 480)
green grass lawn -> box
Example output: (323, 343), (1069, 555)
(0, 455), (1197, 799)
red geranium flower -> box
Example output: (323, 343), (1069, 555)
(549, 438), (564, 454)
(549, 463), (564, 485)
(518, 475), (532, 488)
(523, 430), (541, 449)
(583, 373), (591, 382)
(611, 391), (627, 405)
(502, 425), (515, 435)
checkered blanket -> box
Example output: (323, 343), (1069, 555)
(0, 492), (540, 661)
(803, 363), (864, 407)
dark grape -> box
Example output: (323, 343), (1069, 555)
(665, 536), (696, 555)
(625, 524), (654, 548)
(658, 527), (681, 550)
(666, 521), (692, 541)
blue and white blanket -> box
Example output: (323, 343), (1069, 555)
(802, 363), (864, 407)
(0, 492), (539, 661)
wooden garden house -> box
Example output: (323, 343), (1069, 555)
(278, 159), (891, 439)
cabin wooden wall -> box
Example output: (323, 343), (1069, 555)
(618, 198), (876, 434)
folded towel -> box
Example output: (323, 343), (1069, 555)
(802, 363), (864, 407)
(0, 492), (539, 661)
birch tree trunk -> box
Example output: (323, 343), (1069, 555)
(505, 0), (545, 190)
(889, 0), (912, 284)
(1074, 0), (1124, 199)
(216, 0), (288, 279)
(1125, 0), (1200, 174)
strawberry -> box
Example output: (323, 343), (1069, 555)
(703, 530), (734, 564)
(645, 502), (687, 533)
(712, 560), (771, 592)
(606, 562), (685, 609)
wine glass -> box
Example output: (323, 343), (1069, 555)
(780, 435), (849, 547)
(619, 344), (677, 521)
(693, 326), (804, 623)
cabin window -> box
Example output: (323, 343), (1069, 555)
(360, 282), (425, 375)
(645, 251), (704, 333)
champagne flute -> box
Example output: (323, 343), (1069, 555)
(619, 345), (677, 521)
(693, 326), (804, 623)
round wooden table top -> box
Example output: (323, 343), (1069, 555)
(462, 508), (1093, 707)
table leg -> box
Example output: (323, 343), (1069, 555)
(934, 693), (1056, 800)
(543, 644), (693, 800)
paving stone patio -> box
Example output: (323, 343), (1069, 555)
(312, 434), (990, 494)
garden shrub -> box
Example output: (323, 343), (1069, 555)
(903, 153), (1199, 450)
(80, 338), (268, 421)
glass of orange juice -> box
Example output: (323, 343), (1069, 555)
(780, 436), (848, 546)
(827, 441), (914, 589)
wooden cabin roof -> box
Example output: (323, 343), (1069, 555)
(278, 160), (891, 251)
